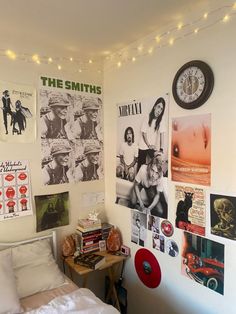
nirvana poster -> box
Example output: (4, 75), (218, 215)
(175, 185), (206, 236)
(182, 232), (224, 295)
(171, 114), (211, 186)
(35, 191), (69, 232)
(39, 76), (103, 185)
(0, 81), (36, 142)
(210, 193), (236, 240)
(0, 160), (33, 220)
(116, 95), (169, 219)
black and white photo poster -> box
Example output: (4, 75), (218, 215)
(39, 76), (103, 185)
(0, 81), (36, 142)
(116, 96), (169, 219)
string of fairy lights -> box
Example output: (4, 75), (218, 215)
(1, 2), (236, 74)
(105, 2), (236, 70)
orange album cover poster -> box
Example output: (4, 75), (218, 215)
(171, 114), (211, 186)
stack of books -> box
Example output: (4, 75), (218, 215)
(74, 253), (105, 270)
(102, 222), (113, 241)
(76, 219), (102, 254)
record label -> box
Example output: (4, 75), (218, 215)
(134, 248), (161, 288)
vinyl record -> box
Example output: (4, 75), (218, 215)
(134, 248), (161, 288)
(161, 220), (174, 237)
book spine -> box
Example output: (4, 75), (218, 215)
(81, 233), (102, 241)
(77, 226), (102, 233)
(76, 229), (102, 236)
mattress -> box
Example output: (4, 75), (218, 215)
(20, 276), (78, 311)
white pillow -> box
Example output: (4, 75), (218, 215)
(0, 249), (22, 314)
(12, 238), (65, 298)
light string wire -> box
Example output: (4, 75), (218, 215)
(104, 3), (236, 70)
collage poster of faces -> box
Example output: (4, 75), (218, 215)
(116, 96), (169, 219)
(0, 80), (36, 143)
(39, 84), (103, 185)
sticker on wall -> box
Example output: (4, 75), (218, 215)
(35, 191), (69, 232)
(171, 114), (211, 186)
(175, 185), (206, 236)
(161, 220), (174, 237)
(131, 209), (147, 247)
(0, 81), (36, 143)
(182, 232), (224, 295)
(0, 160), (33, 221)
(39, 76), (103, 185)
(116, 95), (169, 219)
(152, 233), (165, 253)
(148, 215), (160, 232)
(135, 248), (162, 288)
(166, 240), (179, 257)
(210, 193), (236, 240)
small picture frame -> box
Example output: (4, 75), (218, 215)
(99, 240), (106, 251)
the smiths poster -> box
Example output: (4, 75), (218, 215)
(116, 96), (169, 219)
(0, 160), (33, 220)
(175, 185), (206, 236)
(171, 114), (211, 186)
(0, 81), (36, 142)
(39, 76), (103, 185)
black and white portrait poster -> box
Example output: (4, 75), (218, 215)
(210, 193), (236, 240)
(0, 160), (33, 221)
(131, 209), (147, 247)
(116, 95), (169, 219)
(39, 76), (103, 185)
(0, 81), (36, 142)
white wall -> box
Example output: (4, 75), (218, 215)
(104, 17), (236, 314)
(0, 58), (105, 248)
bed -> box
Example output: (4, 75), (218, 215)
(0, 231), (119, 314)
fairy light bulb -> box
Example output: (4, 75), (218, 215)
(6, 50), (16, 60)
(169, 38), (174, 46)
(48, 57), (53, 63)
(155, 36), (161, 43)
(57, 65), (62, 70)
(70, 57), (73, 61)
(117, 61), (122, 68)
(132, 57), (136, 62)
(79, 69), (82, 73)
(148, 47), (153, 54)
(137, 45), (143, 52)
(204, 12), (208, 19)
(178, 23), (183, 30)
(89, 59), (93, 64)
(32, 54), (39, 62)
(223, 15), (229, 22)
(194, 28), (199, 34)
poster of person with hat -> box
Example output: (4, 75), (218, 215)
(116, 96), (169, 219)
(0, 81), (35, 142)
(39, 78), (103, 185)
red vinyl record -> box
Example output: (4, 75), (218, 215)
(134, 248), (161, 288)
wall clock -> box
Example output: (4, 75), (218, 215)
(172, 60), (214, 109)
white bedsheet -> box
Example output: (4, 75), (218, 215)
(24, 288), (119, 314)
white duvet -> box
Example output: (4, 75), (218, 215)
(25, 288), (119, 314)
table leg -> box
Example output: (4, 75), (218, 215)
(106, 264), (121, 312)
(82, 274), (89, 288)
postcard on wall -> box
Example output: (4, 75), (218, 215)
(175, 185), (206, 236)
(152, 232), (165, 253)
(116, 95), (169, 219)
(131, 209), (147, 247)
(182, 232), (224, 295)
(39, 76), (103, 185)
(0, 160), (33, 221)
(171, 114), (211, 186)
(35, 191), (69, 232)
(0, 81), (36, 143)
(210, 193), (236, 240)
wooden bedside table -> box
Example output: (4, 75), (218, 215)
(63, 251), (127, 312)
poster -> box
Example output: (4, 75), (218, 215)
(152, 233), (165, 252)
(171, 114), (211, 186)
(0, 81), (36, 142)
(131, 209), (147, 247)
(210, 193), (236, 240)
(148, 215), (160, 232)
(35, 191), (69, 232)
(175, 185), (206, 236)
(0, 160), (32, 220)
(116, 96), (169, 219)
(182, 232), (224, 295)
(39, 76), (103, 185)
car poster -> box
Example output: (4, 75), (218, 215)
(175, 185), (206, 236)
(171, 114), (211, 186)
(182, 232), (224, 295)
(0, 160), (32, 220)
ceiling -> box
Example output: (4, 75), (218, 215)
(0, 0), (231, 61)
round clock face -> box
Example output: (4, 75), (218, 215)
(172, 60), (214, 109)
